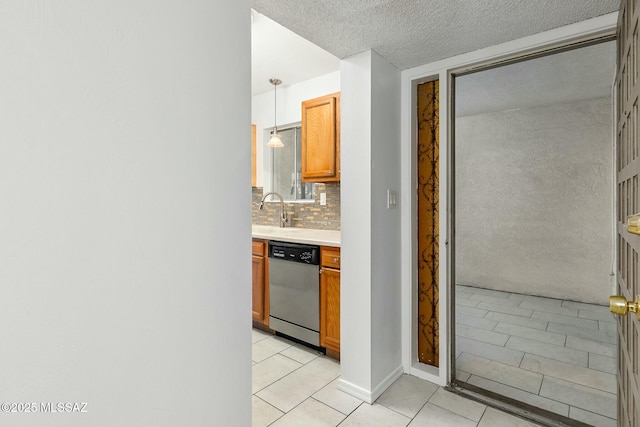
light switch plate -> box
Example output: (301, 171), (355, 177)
(387, 189), (398, 209)
(320, 192), (327, 206)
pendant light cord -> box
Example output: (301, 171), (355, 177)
(267, 79), (283, 148)
(273, 81), (277, 133)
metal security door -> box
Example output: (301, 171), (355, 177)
(611, 1), (640, 425)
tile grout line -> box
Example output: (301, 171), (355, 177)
(254, 395), (286, 427)
(334, 399), (365, 427)
(259, 346), (341, 408)
(251, 351), (313, 395)
(259, 373), (343, 425)
(477, 405), (488, 427)
(275, 347), (322, 366)
(370, 398), (420, 424)
(537, 373), (544, 396)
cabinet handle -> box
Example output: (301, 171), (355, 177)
(319, 269), (324, 274)
(333, 257), (339, 263)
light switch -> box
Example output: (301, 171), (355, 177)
(320, 192), (327, 206)
(387, 189), (398, 209)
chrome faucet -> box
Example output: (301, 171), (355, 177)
(259, 192), (287, 228)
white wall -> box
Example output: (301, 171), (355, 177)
(0, 2), (251, 426)
(340, 52), (374, 398)
(456, 98), (613, 304)
(370, 52), (402, 387)
(339, 50), (402, 402)
(252, 71), (340, 187)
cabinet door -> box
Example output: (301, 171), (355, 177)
(320, 267), (340, 354)
(302, 93), (340, 182)
(252, 254), (265, 323)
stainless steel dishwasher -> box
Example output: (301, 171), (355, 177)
(268, 241), (320, 346)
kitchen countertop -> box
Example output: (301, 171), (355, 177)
(252, 225), (341, 247)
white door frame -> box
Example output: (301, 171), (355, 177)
(400, 12), (619, 386)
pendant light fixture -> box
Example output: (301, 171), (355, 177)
(267, 78), (284, 148)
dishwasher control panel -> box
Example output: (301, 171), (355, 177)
(269, 241), (320, 265)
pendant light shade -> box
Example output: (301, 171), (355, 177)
(267, 78), (283, 148)
(267, 132), (284, 148)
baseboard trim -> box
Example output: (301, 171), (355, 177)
(337, 378), (372, 403)
(371, 365), (404, 402)
(337, 365), (404, 404)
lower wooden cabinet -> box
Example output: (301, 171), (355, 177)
(252, 239), (269, 329)
(320, 246), (340, 359)
(252, 239), (339, 352)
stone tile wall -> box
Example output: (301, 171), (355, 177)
(252, 183), (340, 230)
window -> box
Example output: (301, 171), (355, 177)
(269, 125), (314, 201)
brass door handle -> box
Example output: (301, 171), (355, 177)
(610, 295), (640, 319)
(628, 213), (640, 235)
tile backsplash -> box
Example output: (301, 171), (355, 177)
(252, 183), (340, 230)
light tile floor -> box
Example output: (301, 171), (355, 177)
(252, 328), (544, 427)
(455, 285), (617, 427)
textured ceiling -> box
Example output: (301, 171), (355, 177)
(456, 40), (616, 117)
(251, 0), (619, 70)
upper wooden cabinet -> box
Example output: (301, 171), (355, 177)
(301, 92), (340, 182)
